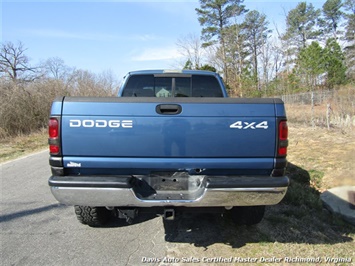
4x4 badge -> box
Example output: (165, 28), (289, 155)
(230, 121), (268, 129)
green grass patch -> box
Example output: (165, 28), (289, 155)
(283, 163), (323, 210)
(309, 169), (324, 190)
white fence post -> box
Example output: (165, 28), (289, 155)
(326, 103), (331, 130)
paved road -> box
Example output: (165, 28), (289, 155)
(0, 151), (169, 266)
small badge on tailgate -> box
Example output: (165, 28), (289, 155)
(67, 161), (81, 167)
(230, 121), (268, 129)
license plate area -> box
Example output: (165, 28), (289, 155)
(150, 172), (191, 191)
(132, 172), (206, 200)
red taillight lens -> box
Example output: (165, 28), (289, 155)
(278, 146), (287, 156)
(49, 118), (59, 138)
(278, 121), (288, 156)
(49, 145), (60, 154)
(49, 118), (60, 155)
(279, 121), (288, 140)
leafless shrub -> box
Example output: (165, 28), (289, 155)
(0, 83), (44, 137)
(0, 69), (120, 138)
(69, 69), (119, 97)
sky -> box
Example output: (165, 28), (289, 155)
(1, 0), (325, 80)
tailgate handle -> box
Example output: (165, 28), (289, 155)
(156, 104), (182, 115)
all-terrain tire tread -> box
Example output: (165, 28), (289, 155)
(74, 206), (110, 227)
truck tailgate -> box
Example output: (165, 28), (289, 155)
(60, 97), (277, 158)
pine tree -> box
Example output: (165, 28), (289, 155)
(343, 0), (355, 79)
(321, 0), (344, 39)
(242, 10), (272, 87)
(323, 38), (347, 87)
(284, 2), (321, 50)
(298, 41), (325, 90)
(195, 0), (247, 83)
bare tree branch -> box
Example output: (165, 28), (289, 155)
(0, 41), (40, 83)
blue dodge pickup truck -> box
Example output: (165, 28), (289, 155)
(48, 70), (289, 226)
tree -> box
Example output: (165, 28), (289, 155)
(284, 2), (321, 50)
(259, 40), (275, 92)
(273, 20), (296, 95)
(344, 0), (355, 41)
(176, 33), (204, 70)
(183, 59), (194, 70)
(324, 38), (347, 87)
(344, 0), (355, 15)
(298, 41), (325, 90)
(297, 41), (326, 127)
(223, 23), (248, 95)
(44, 57), (72, 80)
(321, 0), (344, 39)
(0, 41), (38, 82)
(198, 64), (217, 72)
(242, 10), (272, 87)
(195, 0), (247, 83)
(343, 0), (355, 79)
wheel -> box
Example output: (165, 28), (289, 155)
(229, 206), (265, 225)
(74, 206), (111, 227)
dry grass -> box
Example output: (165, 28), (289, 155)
(286, 123), (355, 190)
(284, 86), (355, 132)
(286, 103), (355, 131)
(0, 128), (47, 163)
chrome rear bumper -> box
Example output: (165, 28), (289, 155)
(49, 175), (289, 207)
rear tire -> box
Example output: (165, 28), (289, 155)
(230, 206), (265, 226)
(74, 206), (111, 227)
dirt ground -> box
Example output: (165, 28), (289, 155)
(286, 122), (355, 191)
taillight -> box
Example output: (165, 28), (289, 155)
(48, 118), (60, 155)
(49, 118), (58, 138)
(278, 121), (288, 156)
(49, 144), (60, 154)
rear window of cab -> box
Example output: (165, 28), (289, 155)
(122, 75), (223, 97)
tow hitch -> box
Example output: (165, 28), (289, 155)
(163, 208), (175, 220)
(117, 208), (138, 224)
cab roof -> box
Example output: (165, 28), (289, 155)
(127, 69), (220, 76)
